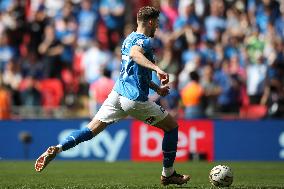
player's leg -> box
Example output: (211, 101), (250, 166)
(34, 118), (108, 172)
(154, 115), (190, 185)
(58, 119), (108, 152)
(155, 115), (178, 175)
(35, 91), (127, 172)
(119, 97), (190, 185)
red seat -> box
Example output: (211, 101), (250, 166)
(39, 79), (63, 108)
(61, 69), (79, 93)
(239, 105), (267, 119)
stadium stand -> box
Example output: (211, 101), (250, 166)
(0, 0), (283, 119)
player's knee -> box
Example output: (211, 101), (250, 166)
(165, 115), (178, 131)
(167, 122), (178, 132)
(156, 114), (178, 132)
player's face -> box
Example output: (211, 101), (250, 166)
(149, 18), (158, 37)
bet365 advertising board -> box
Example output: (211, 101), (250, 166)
(0, 119), (283, 161)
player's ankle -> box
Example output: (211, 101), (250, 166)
(162, 167), (174, 177)
(55, 145), (63, 153)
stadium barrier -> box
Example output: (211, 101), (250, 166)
(0, 119), (283, 161)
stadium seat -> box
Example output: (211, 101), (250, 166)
(39, 79), (63, 109)
(61, 69), (79, 93)
(239, 105), (267, 119)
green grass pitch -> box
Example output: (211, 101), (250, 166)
(0, 161), (284, 189)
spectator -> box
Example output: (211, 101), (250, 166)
(20, 51), (44, 79)
(178, 54), (202, 90)
(181, 71), (204, 119)
(81, 40), (112, 84)
(158, 39), (180, 75)
(161, 0), (178, 30)
(0, 77), (11, 119)
(261, 60), (284, 118)
(0, 4), (16, 32)
(214, 61), (241, 113)
(0, 32), (15, 72)
(77, 0), (99, 48)
(224, 36), (242, 62)
(228, 55), (246, 79)
(174, 1), (200, 34)
(44, 0), (65, 17)
(20, 75), (41, 106)
(54, 2), (77, 68)
(2, 59), (22, 106)
(275, 10), (284, 40)
(199, 39), (218, 66)
(109, 45), (122, 81)
(245, 29), (265, 64)
(27, 5), (49, 54)
(89, 68), (114, 116)
(201, 64), (221, 117)
(181, 41), (199, 66)
(151, 0), (170, 33)
(38, 25), (64, 78)
(99, 0), (125, 51)
(204, 0), (226, 42)
(246, 55), (268, 104)
(56, 17), (77, 68)
(172, 0), (200, 51)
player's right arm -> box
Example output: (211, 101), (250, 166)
(149, 81), (170, 97)
(130, 45), (169, 85)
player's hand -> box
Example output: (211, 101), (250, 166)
(157, 85), (170, 97)
(156, 68), (169, 85)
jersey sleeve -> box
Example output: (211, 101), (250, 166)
(134, 37), (151, 53)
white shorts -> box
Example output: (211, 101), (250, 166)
(95, 90), (168, 125)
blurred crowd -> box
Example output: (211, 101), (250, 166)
(0, 0), (284, 119)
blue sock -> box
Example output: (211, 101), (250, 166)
(60, 127), (93, 151)
(162, 127), (178, 168)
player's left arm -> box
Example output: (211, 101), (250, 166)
(149, 81), (170, 97)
